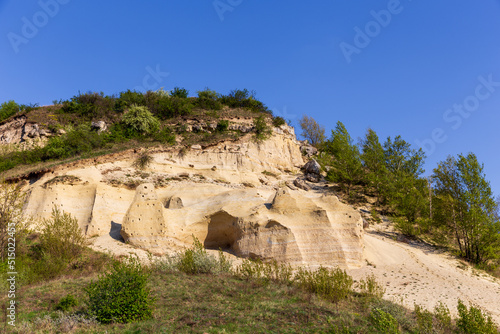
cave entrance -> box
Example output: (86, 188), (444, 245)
(204, 211), (241, 251)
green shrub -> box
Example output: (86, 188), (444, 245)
(414, 304), (434, 334)
(40, 207), (86, 262)
(236, 259), (293, 285)
(196, 88), (222, 110)
(116, 90), (146, 111)
(170, 87), (189, 98)
(176, 237), (225, 275)
(216, 120), (229, 132)
(357, 273), (385, 298)
(0, 100), (20, 122)
(369, 308), (400, 333)
(122, 104), (160, 136)
(456, 299), (497, 334)
(153, 127), (176, 144)
(295, 266), (353, 304)
(272, 116), (286, 127)
(253, 115), (271, 141)
(85, 256), (154, 324)
(55, 294), (78, 311)
(433, 301), (452, 332)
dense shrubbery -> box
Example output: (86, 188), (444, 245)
(0, 100), (20, 122)
(86, 257), (154, 323)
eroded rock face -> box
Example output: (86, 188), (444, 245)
(120, 184), (168, 249)
(22, 127), (364, 268)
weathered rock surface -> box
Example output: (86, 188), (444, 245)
(22, 126), (364, 268)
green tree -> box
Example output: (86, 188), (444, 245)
(433, 153), (500, 263)
(383, 136), (428, 232)
(0, 100), (20, 122)
(299, 115), (325, 147)
(324, 121), (364, 196)
(360, 128), (387, 204)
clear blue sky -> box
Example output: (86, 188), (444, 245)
(1, 1), (499, 195)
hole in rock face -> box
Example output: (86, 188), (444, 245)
(204, 211), (241, 251)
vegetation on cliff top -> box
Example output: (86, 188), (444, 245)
(0, 88), (282, 175)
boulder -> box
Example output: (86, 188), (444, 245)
(303, 159), (321, 175)
(91, 121), (107, 133)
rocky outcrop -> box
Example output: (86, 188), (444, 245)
(0, 116), (52, 144)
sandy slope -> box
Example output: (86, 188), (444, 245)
(348, 231), (500, 325)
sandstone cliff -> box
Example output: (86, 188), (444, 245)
(21, 126), (364, 269)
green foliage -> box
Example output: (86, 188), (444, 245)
(40, 207), (86, 262)
(55, 294), (78, 311)
(433, 154), (500, 263)
(219, 89), (270, 113)
(357, 273), (385, 298)
(122, 104), (160, 136)
(272, 116), (286, 127)
(196, 88), (222, 110)
(295, 266), (353, 304)
(170, 87), (189, 98)
(433, 301), (452, 332)
(456, 299), (498, 334)
(132, 151), (153, 170)
(323, 121), (364, 196)
(216, 120), (229, 132)
(369, 308), (400, 333)
(152, 127), (176, 144)
(163, 236), (233, 275)
(61, 92), (116, 119)
(361, 128), (387, 203)
(253, 115), (271, 141)
(299, 115), (325, 146)
(236, 258), (293, 285)
(116, 90), (146, 111)
(85, 256), (154, 324)
(0, 100), (20, 122)
(0, 182), (32, 261)
(414, 303), (434, 334)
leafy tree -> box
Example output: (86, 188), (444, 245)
(382, 136), (427, 226)
(299, 115), (325, 147)
(323, 121), (363, 196)
(433, 153), (500, 263)
(0, 100), (20, 122)
(122, 104), (160, 136)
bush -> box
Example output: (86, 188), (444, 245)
(133, 151), (153, 170)
(170, 87), (189, 98)
(122, 104), (160, 136)
(155, 237), (232, 275)
(196, 88), (222, 111)
(216, 120), (229, 132)
(0, 100), (20, 122)
(253, 115), (271, 141)
(414, 304), (434, 334)
(40, 207), (86, 262)
(456, 299), (497, 334)
(369, 308), (400, 333)
(55, 294), (78, 311)
(272, 116), (286, 127)
(152, 127), (176, 144)
(236, 259), (293, 285)
(433, 301), (452, 332)
(85, 256), (154, 324)
(357, 273), (385, 298)
(116, 90), (146, 111)
(295, 266), (353, 304)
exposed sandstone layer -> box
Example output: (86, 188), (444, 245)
(22, 128), (364, 268)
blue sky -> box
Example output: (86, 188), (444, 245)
(1, 1), (499, 195)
